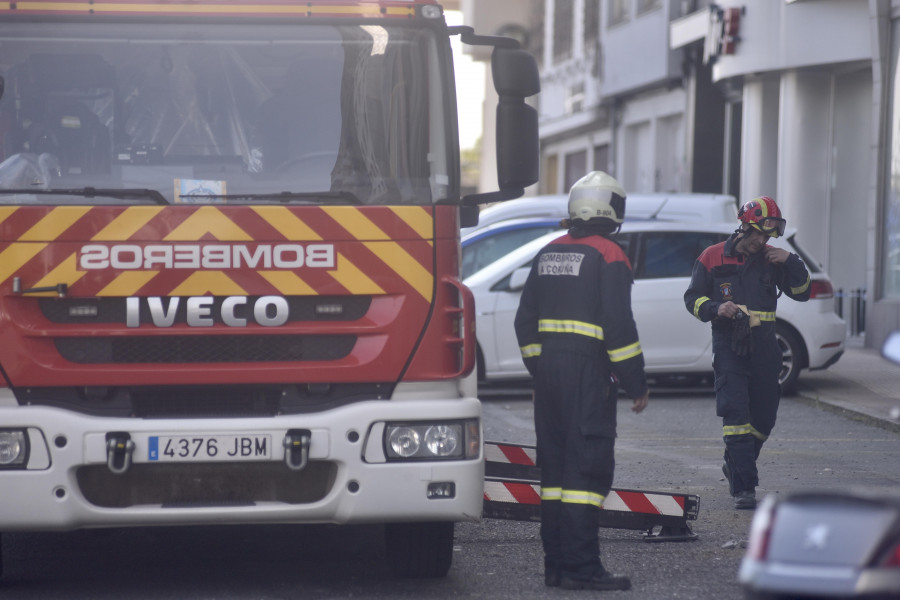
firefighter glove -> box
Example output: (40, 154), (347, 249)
(731, 310), (753, 356)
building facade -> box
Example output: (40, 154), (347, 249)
(464, 0), (900, 350)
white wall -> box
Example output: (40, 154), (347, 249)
(712, 0), (871, 83)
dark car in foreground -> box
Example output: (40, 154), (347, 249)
(738, 332), (900, 599)
(740, 489), (900, 599)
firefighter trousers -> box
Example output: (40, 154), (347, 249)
(533, 345), (617, 579)
(712, 328), (781, 494)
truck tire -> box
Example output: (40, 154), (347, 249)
(384, 521), (453, 579)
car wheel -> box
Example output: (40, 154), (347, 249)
(384, 521), (454, 579)
(775, 323), (803, 395)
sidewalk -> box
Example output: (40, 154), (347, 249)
(793, 335), (900, 434)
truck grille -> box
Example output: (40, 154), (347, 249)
(39, 296), (371, 324)
(76, 462), (337, 508)
(55, 335), (355, 363)
(17, 382), (395, 417)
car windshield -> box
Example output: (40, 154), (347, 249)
(0, 20), (450, 206)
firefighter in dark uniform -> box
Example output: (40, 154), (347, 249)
(514, 171), (649, 591)
(684, 196), (810, 509)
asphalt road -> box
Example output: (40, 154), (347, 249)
(2, 384), (899, 599)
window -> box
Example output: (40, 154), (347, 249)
(543, 153), (559, 194)
(637, 0), (661, 16)
(553, 0), (574, 62)
(565, 82), (586, 114)
(584, 0), (600, 44)
(633, 232), (728, 280)
(593, 144), (610, 172)
(655, 114), (684, 192)
(564, 149), (588, 191)
(608, 0), (630, 27)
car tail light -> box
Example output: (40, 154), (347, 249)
(809, 279), (834, 299)
(745, 495), (776, 560)
(883, 542), (900, 567)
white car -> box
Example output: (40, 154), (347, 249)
(464, 221), (847, 393)
(461, 192), (739, 238)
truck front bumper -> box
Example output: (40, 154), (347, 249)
(0, 396), (484, 530)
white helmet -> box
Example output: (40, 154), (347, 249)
(567, 171), (627, 225)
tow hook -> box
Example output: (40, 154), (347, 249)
(106, 432), (135, 474)
(283, 429), (311, 471)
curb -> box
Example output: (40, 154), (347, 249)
(791, 385), (900, 435)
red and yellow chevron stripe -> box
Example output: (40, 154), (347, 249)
(0, 205), (436, 302)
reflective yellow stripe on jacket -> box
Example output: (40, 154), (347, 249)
(751, 311), (775, 322)
(608, 341), (642, 363)
(538, 319), (604, 340)
(692, 296), (710, 319)
(518, 319), (641, 363)
(791, 275), (811, 296)
(520, 343), (542, 358)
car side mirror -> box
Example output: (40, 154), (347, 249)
(508, 267), (530, 291)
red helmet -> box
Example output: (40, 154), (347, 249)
(738, 196), (786, 238)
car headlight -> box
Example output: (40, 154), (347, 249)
(384, 420), (479, 461)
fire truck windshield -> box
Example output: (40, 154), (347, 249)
(0, 21), (452, 206)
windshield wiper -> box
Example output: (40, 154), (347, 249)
(179, 190), (361, 204)
(0, 187), (169, 205)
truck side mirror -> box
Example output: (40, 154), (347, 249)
(453, 26), (541, 214)
(493, 47), (540, 192)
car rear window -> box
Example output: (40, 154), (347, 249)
(786, 235), (822, 274)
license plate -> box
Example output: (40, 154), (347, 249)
(148, 434), (272, 462)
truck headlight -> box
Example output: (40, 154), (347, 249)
(384, 420), (479, 461)
(0, 430), (28, 467)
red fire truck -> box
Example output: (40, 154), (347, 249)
(0, 0), (539, 579)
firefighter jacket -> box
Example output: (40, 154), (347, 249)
(684, 232), (811, 331)
(514, 231), (648, 400)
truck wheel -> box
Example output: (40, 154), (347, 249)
(775, 323), (803, 395)
(384, 521), (453, 579)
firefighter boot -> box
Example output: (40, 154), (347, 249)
(560, 568), (631, 591)
(545, 558), (562, 587)
(734, 490), (757, 510)
(545, 568), (561, 587)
